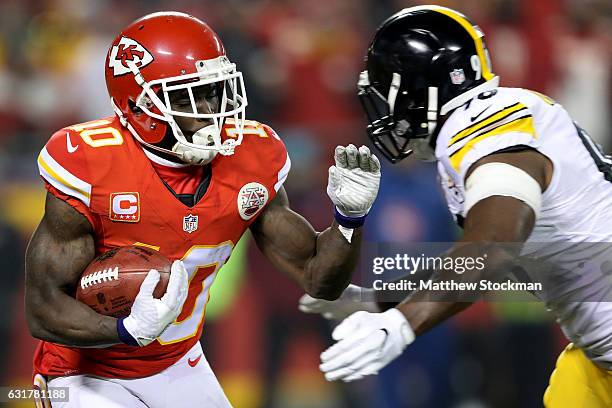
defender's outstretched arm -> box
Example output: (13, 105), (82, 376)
(318, 149), (551, 381)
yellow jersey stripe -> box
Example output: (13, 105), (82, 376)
(37, 154), (91, 201)
(450, 115), (536, 172)
(430, 6), (494, 81)
(67, 119), (112, 132)
(133, 242), (161, 251)
(448, 102), (527, 147)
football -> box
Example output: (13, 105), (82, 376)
(76, 245), (171, 318)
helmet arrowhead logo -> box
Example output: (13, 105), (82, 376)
(109, 37), (154, 76)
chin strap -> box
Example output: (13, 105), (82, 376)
(171, 125), (220, 165)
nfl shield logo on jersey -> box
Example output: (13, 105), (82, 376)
(450, 69), (466, 85)
(238, 182), (269, 221)
(183, 214), (199, 234)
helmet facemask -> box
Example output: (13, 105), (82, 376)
(358, 70), (438, 163)
(125, 56), (248, 165)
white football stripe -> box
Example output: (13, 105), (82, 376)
(274, 153), (291, 192)
(38, 147), (92, 206)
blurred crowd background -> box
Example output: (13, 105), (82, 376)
(0, 0), (610, 407)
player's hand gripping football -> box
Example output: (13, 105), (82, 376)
(299, 284), (380, 320)
(319, 309), (415, 382)
(327, 144), (381, 220)
(119, 260), (188, 346)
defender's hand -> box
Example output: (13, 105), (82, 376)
(320, 309), (415, 382)
(119, 260), (188, 346)
(299, 284), (380, 320)
(327, 145), (381, 218)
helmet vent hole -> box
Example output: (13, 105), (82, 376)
(138, 25), (144, 30)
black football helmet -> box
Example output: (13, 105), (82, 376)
(359, 5), (499, 163)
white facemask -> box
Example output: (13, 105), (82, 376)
(171, 125), (222, 165)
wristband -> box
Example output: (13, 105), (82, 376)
(117, 317), (139, 346)
(334, 207), (366, 228)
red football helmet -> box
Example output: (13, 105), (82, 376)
(105, 12), (247, 164)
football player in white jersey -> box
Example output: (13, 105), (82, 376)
(300, 6), (612, 407)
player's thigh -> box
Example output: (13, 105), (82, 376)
(117, 343), (232, 408)
(161, 345), (232, 408)
(48, 375), (148, 408)
(544, 344), (612, 408)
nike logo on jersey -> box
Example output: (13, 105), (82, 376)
(471, 105), (492, 122)
(187, 354), (202, 367)
(66, 133), (79, 153)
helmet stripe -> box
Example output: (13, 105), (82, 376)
(427, 6), (495, 81)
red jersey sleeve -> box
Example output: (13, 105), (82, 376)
(38, 127), (94, 210)
(260, 123), (291, 193)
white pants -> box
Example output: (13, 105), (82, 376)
(46, 342), (232, 408)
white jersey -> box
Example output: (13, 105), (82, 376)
(436, 86), (612, 369)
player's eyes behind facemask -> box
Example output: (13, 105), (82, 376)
(168, 84), (222, 115)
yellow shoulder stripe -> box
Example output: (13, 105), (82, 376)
(37, 147), (92, 206)
(449, 115), (536, 172)
(448, 102), (528, 147)
(37, 154), (91, 200)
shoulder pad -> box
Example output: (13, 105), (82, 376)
(223, 120), (291, 192)
(38, 118), (126, 207)
(438, 88), (538, 178)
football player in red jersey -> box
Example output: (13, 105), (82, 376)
(25, 12), (381, 407)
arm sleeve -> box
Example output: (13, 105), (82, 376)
(43, 183), (98, 228)
(38, 129), (96, 224)
(261, 124), (291, 192)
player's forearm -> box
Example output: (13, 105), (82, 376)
(396, 299), (473, 336)
(387, 241), (513, 334)
(25, 233), (121, 347)
(26, 287), (120, 347)
(375, 267), (436, 311)
(302, 222), (362, 300)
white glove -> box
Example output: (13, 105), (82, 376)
(121, 260), (189, 346)
(319, 309), (415, 382)
(299, 284), (380, 320)
(327, 144), (381, 218)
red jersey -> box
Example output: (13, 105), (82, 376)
(34, 116), (290, 378)
(147, 151), (205, 195)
